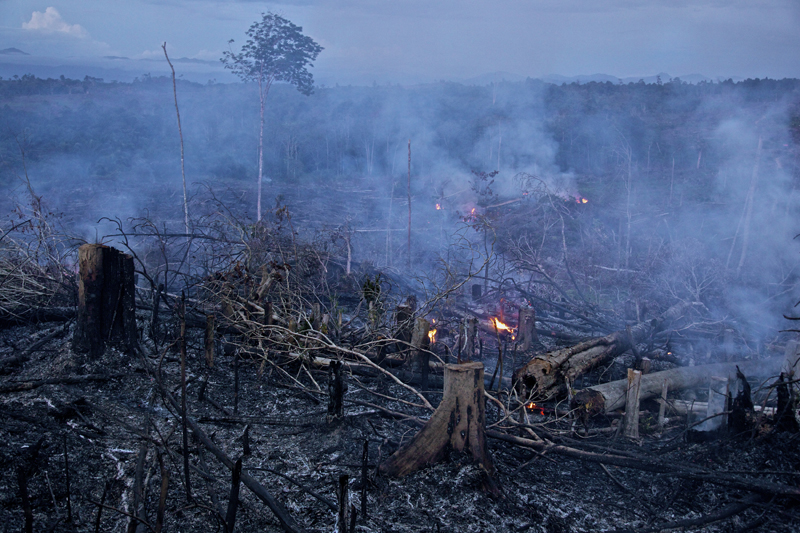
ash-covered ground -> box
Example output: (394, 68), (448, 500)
(1, 315), (798, 533)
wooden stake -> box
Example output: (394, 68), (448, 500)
(658, 379), (668, 430)
(17, 464), (33, 533)
(623, 369), (642, 439)
(63, 433), (72, 522)
(180, 292), (192, 502)
(225, 458), (243, 533)
(155, 455), (168, 533)
(205, 314), (215, 368)
(360, 440), (368, 521)
(337, 475), (349, 533)
(328, 360), (345, 423)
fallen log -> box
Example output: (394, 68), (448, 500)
(571, 358), (782, 416)
(0, 306), (76, 327)
(513, 302), (701, 400)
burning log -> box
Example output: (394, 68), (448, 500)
(514, 301), (699, 400)
(72, 244), (137, 358)
(571, 358), (781, 417)
(378, 362), (498, 494)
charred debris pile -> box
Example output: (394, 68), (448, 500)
(1, 188), (799, 533)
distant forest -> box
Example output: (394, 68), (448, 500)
(1, 73), (798, 209)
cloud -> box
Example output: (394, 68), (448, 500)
(22, 7), (89, 38)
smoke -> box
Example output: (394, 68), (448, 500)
(1, 75), (798, 353)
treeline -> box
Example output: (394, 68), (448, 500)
(1, 73), (798, 205)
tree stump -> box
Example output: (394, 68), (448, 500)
(379, 362), (496, 490)
(72, 244), (137, 358)
(517, 306), (538, 351)
(460, 316), (478, 361)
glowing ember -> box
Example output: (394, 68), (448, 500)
(490, 317), (513, 333)
(428, 328), (437, 344)
(435, 203), (442, 210)
(471, 207), (476, 214)
(526, 402), (545, 415)
(576, 197), (588, 204)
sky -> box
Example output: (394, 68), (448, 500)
(0, 0), (799, 84)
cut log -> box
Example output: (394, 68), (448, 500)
(514, 302), (700, 400)
(571, 358), (781, 417)
(72, 244), (137, 358)
(378, 362), (495, 486)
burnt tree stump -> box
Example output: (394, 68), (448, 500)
(517, 306), (538, 351)
(72, 244), (137, 358)
(379, 362), (497, 491)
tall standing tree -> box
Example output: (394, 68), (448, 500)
(222, 12), (323, 221)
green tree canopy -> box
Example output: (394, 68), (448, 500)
(222, 12), (323, 220)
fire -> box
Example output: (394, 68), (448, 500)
(471, 208), (476, 214)
(490, 317), (513, 333)
(435, 203), (442, 210)
(576, 197), (588, 204)
(428, 328), (437, 344)
(526, 402), (545, 415)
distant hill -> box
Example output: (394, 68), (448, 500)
(0, 48), (29, 56)
(461, 71), (528, 85)
(460, 71), (724, 87)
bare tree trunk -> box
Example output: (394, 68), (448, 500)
(162, 43), (189, 235)
(735, 135), (762, 277)
(407, 139), (411, 269)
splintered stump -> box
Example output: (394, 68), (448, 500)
(379, 362), (497, 493)
(72, 244), (137, 358)
(517, 306), (538, 351)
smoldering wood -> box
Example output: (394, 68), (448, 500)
(515, 301), (702, 401)
(72, 244), (137, 357)
(572, 358), (781, 417)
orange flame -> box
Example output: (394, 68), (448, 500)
(428, 328), (437, 344)
(526, 402), (545, 415)
(435, 203), (442, 210)
(490, 317), (513, 333)
(576, 197), (588, 204)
